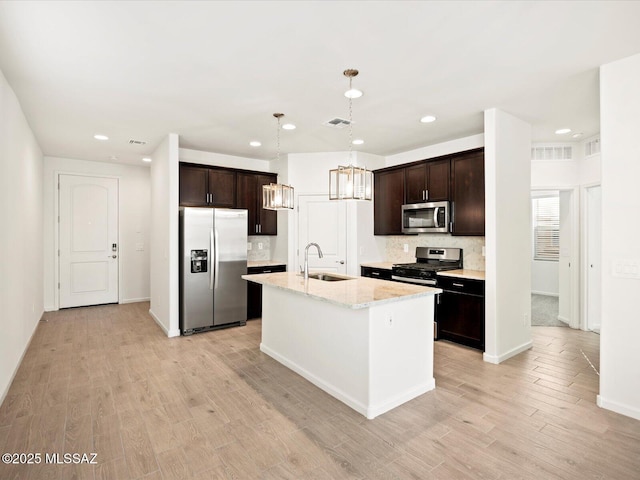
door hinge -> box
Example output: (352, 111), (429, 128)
(57, 249), (60, 257)
(57, 282), (60, 289)
(57, 182), (60, 190)
(58, 215), (60, 223)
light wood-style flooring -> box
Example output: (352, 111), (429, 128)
(0, 302), (638, 479)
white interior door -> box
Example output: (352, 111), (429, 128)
(59, 174), (119, 308)
(298, 195), (347, 274)
(586, 185), (602, 332)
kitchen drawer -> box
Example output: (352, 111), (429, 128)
(360, 266), (392, 280)
(437, 276), (484, 296)
(248, 264), (287, 275)
(247, 264), (286, 319)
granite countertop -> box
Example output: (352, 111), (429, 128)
(242, 271), (441, 310)
(437, 269), (485, 281)
(248, 260), (287, 268)
(360, 262), (395, 270)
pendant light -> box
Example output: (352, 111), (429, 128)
(329, 69), (373, 201)
(263, 113), (294, 210)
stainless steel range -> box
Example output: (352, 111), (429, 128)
(391, 247), (463, 286)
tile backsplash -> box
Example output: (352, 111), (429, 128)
(247, 236), (270, 261)
(386, 234), (485, 271)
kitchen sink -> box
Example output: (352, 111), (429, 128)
(307, 273), (352, 282)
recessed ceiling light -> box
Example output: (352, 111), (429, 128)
(282, 123), (296, 130)
(142, 157), (152, 163)
(555, 128), (572, 135)
(344, 88), (363, 99)
(352, 139), (364, 145)
(571, 132), (584, 138)
(94, 134), (109, 140)
(420, 115), (437, 123)
(249, 141), (262, 147)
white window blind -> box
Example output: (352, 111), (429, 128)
(532, 196), (559, 261)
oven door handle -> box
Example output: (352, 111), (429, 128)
(391, 275), (437, 286)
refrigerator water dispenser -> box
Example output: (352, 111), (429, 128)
(190, 250), (208, 273)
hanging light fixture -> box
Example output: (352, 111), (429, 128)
(263, 113), (294, 210)
(329, 69), (372, 201)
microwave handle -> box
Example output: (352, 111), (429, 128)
(433, 207), (440, 228)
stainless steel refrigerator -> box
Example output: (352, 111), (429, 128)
(179, 207), (248, 335)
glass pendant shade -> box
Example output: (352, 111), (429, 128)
(262, 182), (294, 210)
(329, 165), (372, 201)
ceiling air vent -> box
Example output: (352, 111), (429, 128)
(128, 139), (147, 145)
(323, 117), (352, 129)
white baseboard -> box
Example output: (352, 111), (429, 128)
(148, 308), (180, 337)
(261, 342), (434, 420)
(120, 297), (150, 304)
(483, 340), (533, 364)
(557, 315), (569, 324)
(531, 291), (559, 297)
(1, 311), (43, 407)
(597, 395), (640, 421)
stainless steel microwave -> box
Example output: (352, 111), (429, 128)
(401, 201), (449, 234)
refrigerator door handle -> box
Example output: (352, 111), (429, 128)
(214, 228), (220, 290)
(209, 228), (214, 290)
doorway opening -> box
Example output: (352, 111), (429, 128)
(530, 188), (578, 328)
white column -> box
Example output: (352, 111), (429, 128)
(598, 53), (640, 420)
(149, 133), (180, 337)
(483, 109), (533, 363)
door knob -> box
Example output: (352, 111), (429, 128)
(111, 255), (117, 259)
(336, 260), (345, 264)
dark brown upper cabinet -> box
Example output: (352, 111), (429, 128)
(179, 164), (235, 207)
(373, 168), (405, 235)
(451, 149), (485, 236)
(404, 158), (450, 204)
(236, 172), (278, 236)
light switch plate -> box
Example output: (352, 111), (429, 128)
(403, 244), (409, 253)
(612, 259), (640, 279)
(247, 243), (252, 250)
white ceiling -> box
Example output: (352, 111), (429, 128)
(1, 1), (639, 166)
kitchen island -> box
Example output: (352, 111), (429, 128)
(242, 271), (441, 419)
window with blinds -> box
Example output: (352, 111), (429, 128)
(532, 196), (559, 261)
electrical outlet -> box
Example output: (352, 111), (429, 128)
(482, 246), (486, 257)
(403, 244), (409, 253)
(258, 242), (263, 250)
(247, 243), (252, 250)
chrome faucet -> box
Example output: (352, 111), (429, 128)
(303, 243), (323, 280)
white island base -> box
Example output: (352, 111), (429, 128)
(260, 285), (436, 420)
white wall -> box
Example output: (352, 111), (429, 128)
(43, 157), (151, 309)
(149, 134), (180, 337)
(283, 151), (385, 275)
(531, 261), (559, 296)
(557, 190), (572, 324)
(386, 134), (484, 166)
(179, 148), (271, 173)
(0, 69), (44, 402)
(598, 53), (640, 420)
(484, 108), (532, 364)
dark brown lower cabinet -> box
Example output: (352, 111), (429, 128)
(436, 276), (485, 350)
(360, 266), (392, 280)
(247, 264), (287, 319)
